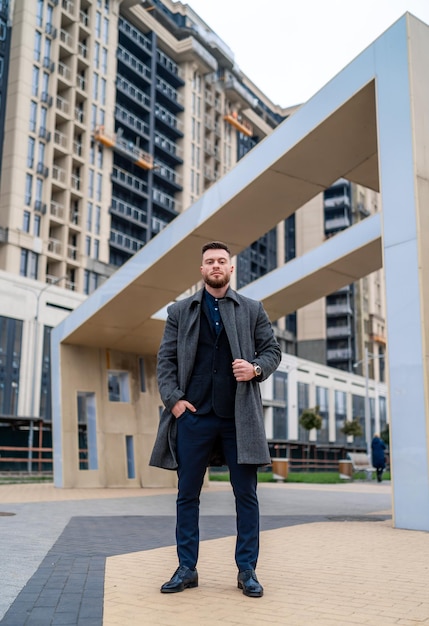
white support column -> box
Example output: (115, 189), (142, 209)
(376, 15), (429, 530)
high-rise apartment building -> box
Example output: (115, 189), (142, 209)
(0, 0), (386, 434)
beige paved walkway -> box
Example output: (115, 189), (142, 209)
(103, 516), (429, 626)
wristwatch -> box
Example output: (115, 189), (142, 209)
(252, 363), (262, 377)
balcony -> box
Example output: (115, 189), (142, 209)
(36, 162), (49, 178)
(327, 348), (353, 361)
(67, 244), (78, 261)
(222, 71), (257, 108)
(41, 92), (53, 107)
(54, 129), (68, 150)
(79, 10), (89, 29)
(154, 104), (183, 136)
(76, 75), (86, 92)
(327, 325), (352, 338)
(117, 46), (151, 82)
(154, 162), (182, 186)
(204, 139), (215, 155)
(110, 229), (144, 254)
(50, 201), (65, 221)
(118, 16), (152, 55)
(156, 77), (184, 110)
(52, 165), (66, 185)
(325, 215), (351, 231)
(58, 61), (72, 83)
(78, 41), (88, 60)
(71, 174), (81, 191)
(59, 29), (73, 50)
(39, 127), (51, 142)
(47, 238), (63, 256)
(154, 132), (183, 161)
(56, 95), (70, 117)
(115, 104), (150, 138)
(43, 56), (55, 72)
(111, 166), (148, 198)
(116, 75), (151, 110)
(203, 165), (215, 182)
(34, 200), (47, 214)
(111, 197), (148, 226)
(152, 188), (180, 213)
(326, 303), (353, 315)
(324, 194), (351, 209)
(61, 0), (75, 17)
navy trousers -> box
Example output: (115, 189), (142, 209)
(176, 411), (259, 572)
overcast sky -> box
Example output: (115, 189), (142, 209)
(184, 0), (429, 107)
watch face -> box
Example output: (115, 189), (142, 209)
(254, 365), (262, 376)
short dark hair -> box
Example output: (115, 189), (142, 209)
(201, 241), (231, 256)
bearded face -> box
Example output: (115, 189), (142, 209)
(200, 249), (233, 290)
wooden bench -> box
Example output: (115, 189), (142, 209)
(346, 452), (375, 479)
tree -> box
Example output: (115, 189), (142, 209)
(380, 424), (390, 445)
(299, 406), (322, 466)
(341, 418), (363, 437)
(299, 406), (322, 433)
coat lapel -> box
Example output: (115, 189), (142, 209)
(219, 295), (241, 360)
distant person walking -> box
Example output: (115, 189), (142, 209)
(371, 433), (386, 482)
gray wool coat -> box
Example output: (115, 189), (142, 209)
(149, 287), (282, 470)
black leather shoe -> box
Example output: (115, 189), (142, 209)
(237, 569), (263, 597)
(160, 565), (198, 593)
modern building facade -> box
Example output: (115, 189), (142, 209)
(0, 0), (386, 456)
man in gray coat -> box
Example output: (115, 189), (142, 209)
(150, 241), (281, 597)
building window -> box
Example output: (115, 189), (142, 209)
(34, 31), (42, 62)
(91, 104), (97, 128)
(27, 137), (35, 168)
(34, 214), (41, 237)
(88, 169), (94, 197)
(97, 145), (103, 168)
(107, 371), (130, 402)
(40, 106), (47, 131)
(95, 11), (101, 38)
(93, 73), (98, 100)
(0, 18), (6, 41)
(22, 210), (31, 233)
(36, 0), (43, 27)
(93, 239), (99, 260)
(125, 435), (135, 479)
(25, 173), (33, 205)
(77, 392), (98, 470)
(100, 77), (106, 105)
(20, 249), (38, 279)
(35, 178), (43, 202)
(272, 371), (288, 440)
(96, 173), (102, 201)
(83, 270), (99, 295)
(316, 386), (329, 442)
(352, 394), (365, 447)
(103, 17), (109, 44)
(86, 201), (93, 231)
(94, 42), (100, 68)
(101, 47), (107, 74)
(297, 381), (309, 441)
(32, 66), (39, 97)
(95, 206), (101, 234)
(335, 390), (347, 443)
(0, 316), (23, 416)
(39, 326), (52, 420)
(85, 235), (91, 256)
